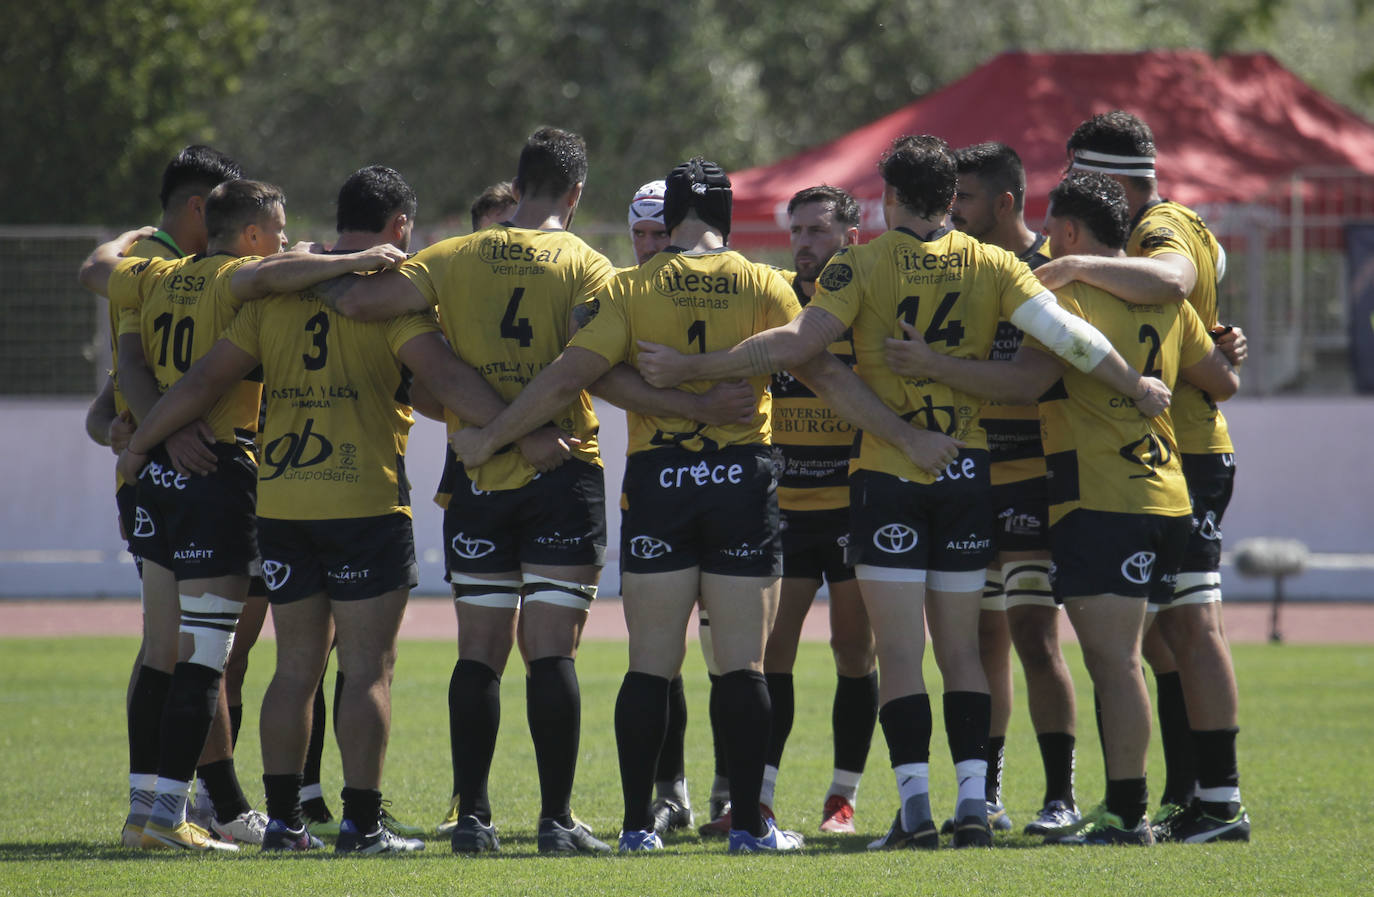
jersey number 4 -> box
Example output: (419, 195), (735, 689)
(500, 288), (534, 347)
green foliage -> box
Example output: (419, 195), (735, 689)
(0, 1), (264, 224)
(1, 633), (1373, 895)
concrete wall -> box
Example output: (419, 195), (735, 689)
(2, 396), (1369, 601)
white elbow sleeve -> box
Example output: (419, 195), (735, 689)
(1010, 291), (1114, 374)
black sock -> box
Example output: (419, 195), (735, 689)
(228, 703), (243, 750)
(332, 670), (345, 738)
(986, 734), (1006, 804)
(832, 672), (878, 774)
(341, 786), (382, 833)
(264, 772), (304, 829)
(615, 672), (669, 831)
(942, 691), (991, 765)
(198, 757), (251, 822)
(1105, 777), (1148, 828)
(1093, 691), (1108, 802)
(707, 673), (729, 784)
(158, 662), (221, 784)
(764, 672), (794, 769)
(128, 666), (172, 777)
(1037, 732), (1077, 807)
(1192, 727), (1241, 816)
(451, 659), (500, 823)
(655, 675), (687, 787)
(878, 693), (933, 768)
(526, 656), (580, 825)
(303, 674), (327, 792)
(1154, 671), (1196, 806)
(718, 670), (771, 836)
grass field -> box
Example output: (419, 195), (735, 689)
(2, 636), (1371, 896)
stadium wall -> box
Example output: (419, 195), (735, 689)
(1, 397), (1369, 601)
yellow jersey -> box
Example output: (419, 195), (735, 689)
(984, 234), (1053, 486)
(808, 226), (1047, 484)
(570, 248), (801, 456)
(399, 225), (613, 491)
(1127, 200), (1232, 455)
(223, 284), (440, 520)
(1026, 282), (1213, 524)
(110, 252), (262, 447)
(770, 271), (857, 512)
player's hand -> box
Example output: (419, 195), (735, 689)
(1133, 376), (1171, 417)
(107, 410), (136, 455)
(516, 426), (580, 472)
(291, 240), (327, 254)
(116, 447), (149, 484)
(165, 419), (218, 476)
(898, 428), (966, 479)
(692, 379), (756, 426)
(352, 243), (407, 272)
(885, 321), (941, 378)
(449, 426), (495, 469)
(1213, 324), (1246, 368)
(635, 341), (691, 388)
(1032, 256), (1081, 291)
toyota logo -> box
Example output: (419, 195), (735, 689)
(262, 560), (292, 591)
(873, 523), (918, 554)
(629, 535), (672, 560)
(452, 532), (496, 560)
(132, 506), (155, 538)
(1120, 551), (1156, 585)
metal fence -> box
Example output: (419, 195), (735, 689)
(6, 173), (1374, 398)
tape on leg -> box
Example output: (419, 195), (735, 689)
(451, 573), (522, 609)
(179, 593), (244, 672)
(522, 574), (597, 610)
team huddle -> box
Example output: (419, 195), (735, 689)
(80, 112), (1249, 856)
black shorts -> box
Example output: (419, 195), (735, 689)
(258, 513), (418, 604)
(442, 459), (606, 576)
(115, 482), (143, 576)
(990, 476), (1049, 554)
(845, 451), (995, 575)
(130, 442), (259, 580)
(780, 507), (854, 583)
(1048, 508), (1190, 603)
(620, 444), (781, 577)
(1180, 452), (1235, 574)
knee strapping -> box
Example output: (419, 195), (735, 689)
(522, 575), (596, 610)
(451, 573), (522, 609)
(1003, 561), (1053, 609)
(179, 593), (244, 672)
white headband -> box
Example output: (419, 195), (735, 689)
(1071, 149), (1156, 179)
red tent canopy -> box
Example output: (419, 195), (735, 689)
(729, 51), (1374, 247)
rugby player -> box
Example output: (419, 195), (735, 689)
(886, 170), (1239, 844)
(757, 185), (878, 836)
(447, 156), (962, 852)
(470, 181), (518, 232)
(1035, 111), (1250, 843)
(320, 128), (616, 856)
(80, 179), (406, 851)
(632, 136), (1171, 850)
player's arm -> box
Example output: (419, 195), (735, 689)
(635, 305), (845, 388)
(884, 320), (1066, 405)
(1034, 253), (1195, 305)
(229, 244), (408, 302)
(314, 270), (431, 322)
(118, 339), (260, 481)
(77, 227), (158, 296)
(589, 365), (755, 427)
(1179, 346), (1239, 402)
(448, 347), (612, 469)
(395, 331), (576, 471)
(85, 375), (118, 447)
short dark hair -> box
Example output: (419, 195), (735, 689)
(663, 156), (732, 240)
(787, 185), (860, 229)
(470, 181), (517, 231)
(159, 145), (242, 210)
(1048, 171), (1130, 250)
(955, 142), (1026, 213)
(1067, 111), (1156, 191)
(513, 127), (588, 200)
(205, 179), (285, 242)
(878, 135), (957, 219)
(336, 165), (416, 234)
